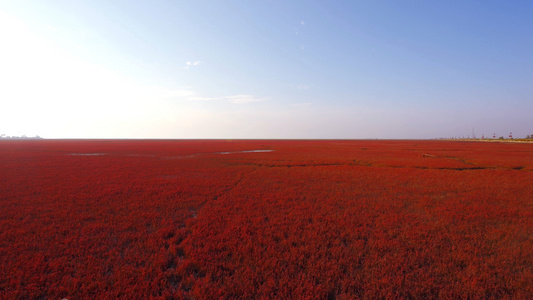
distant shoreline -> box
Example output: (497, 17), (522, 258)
(444, 139), (533, 144)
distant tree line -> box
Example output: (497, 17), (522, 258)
(0, 134), (42, 139)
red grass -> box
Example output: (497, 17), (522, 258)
(1, 140), (532, 299)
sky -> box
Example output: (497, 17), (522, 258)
(1, 0), (532, 139)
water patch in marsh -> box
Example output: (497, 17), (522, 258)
(217, 150), (274, 155)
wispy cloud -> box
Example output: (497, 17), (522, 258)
(184, 61), (204, 69)
(227, 94), (268, 104)
(290, 102), (312, 107)
(186, 61), (203, 66)
(301, 20), (305, 26)
(189, 94), (267, 104)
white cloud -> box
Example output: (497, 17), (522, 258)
(184, 61), (203, 69)
(301, 21), (305, 26)
(226, 95), (267, 104)
(188, 94), (267, 104)
(290, 102), (312, 107)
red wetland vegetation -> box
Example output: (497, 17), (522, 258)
(0, 139), (532, 299)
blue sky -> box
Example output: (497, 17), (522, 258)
(1, 0), (532, 138)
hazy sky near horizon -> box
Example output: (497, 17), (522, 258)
(1, 1), (532, 139)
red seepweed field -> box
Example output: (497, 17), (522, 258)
(0, 139), (532, 299)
